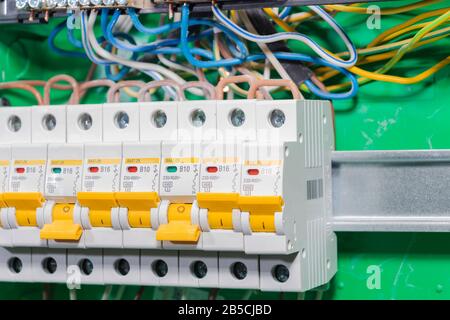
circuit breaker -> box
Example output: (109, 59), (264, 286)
(0, 99), (336, 292)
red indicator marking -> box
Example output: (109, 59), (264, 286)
(206, 166), (218, 173)
(247, 169), (259, 176)
(15, 167), (25, 174)
(89, 167), (99, 173)
(127, 166), (138, 173)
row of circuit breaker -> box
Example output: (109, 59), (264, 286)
(0, 99), (310, 252)
(0, 140), (286, 250)
(0, 99), (336, 291)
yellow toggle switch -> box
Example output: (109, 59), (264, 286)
(3, 192), (45, 227)
(77, 192), (118, 228)
(197, 193), (239, 229)
(0, 194), (7, 208)
(115, 192), (160, 228)
(156, 203), (201, 242)
(0, 194), (6, 228)
(238, 196), (284, 232)
(40, 203), (82, 241)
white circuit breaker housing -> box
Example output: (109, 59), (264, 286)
(0, 99), (336, 292)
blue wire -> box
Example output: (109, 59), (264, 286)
(180, 5), (244, 68)
(212, 5), (357, 67)
(129, 7), (248, 59)
(103, 9), (217, 56)
(269, 53), (358, 99)
(152, 47), (214, 60)
(49, 20), (87, 58)
(67, 22), (83, 49)
(240, 52), (358, 99)
(279, 7), (292, 19)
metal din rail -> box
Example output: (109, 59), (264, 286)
(332, 150), (450, 232)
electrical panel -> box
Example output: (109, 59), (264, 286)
(0, 99), (336, 292)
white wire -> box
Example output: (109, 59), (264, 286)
(101, 285), (113, 300)
(157, 54), (199, 77)
(238, 11), (304, 99)
(115, 285), (126, 300)
(84, 10), (204, 96)
(69, 289), (77, 300)
(211, 5), (357, 68)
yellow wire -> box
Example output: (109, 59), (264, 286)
(324, 0), (442, 15)
(346, 11), (450, 83)
(317, 34), (450, 81)
(382, 21), (449, 43)
(287, 0), (442, 24)
(368, 8), (449, 47)
(263, 8), (296, 32)
(326, 57), (449, 90)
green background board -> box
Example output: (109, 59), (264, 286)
(0, 0), (449, 299)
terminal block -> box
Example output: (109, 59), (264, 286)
(0, 99), (336, 292)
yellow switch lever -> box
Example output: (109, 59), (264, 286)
(115, 192), (160, 228)
(238, 196), (284, 232)
(156, 221), (201, 242)
(77, 192), (118, 228)
(40, 203), (82, 241)
(197, 193), (239, 229)
(156, 203), (201, 243)
(0, 194), (7, 208)
(3, 192), (45, 227)
(0, 194), (6, 228)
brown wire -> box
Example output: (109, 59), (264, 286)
(107, 80), (146, 103)
(70, 79), (116, 103)
(137, 80), (183, 102)
(0, 82), (44, 105)
(247, 79), (302, 100)
(217, 40), (272, 99)
(180, 81), (217, 100)
(43, 74), (80, 105)
(215, 75), (258, 100)
(134, 286), (145, 300)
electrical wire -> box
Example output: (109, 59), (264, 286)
(212, 4), (358, 68)
(49, 20), (87, 58)
(238, 10), (302, 98)
(101, 285), (113, 300)
(324, 0), (442, 15)
(83, 10), (204, 96)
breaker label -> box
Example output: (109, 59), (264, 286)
(14, 159), (46, 166)
(10, 160), (46, 193)
(46, 159), (82, 197)
(164, 157), (199, 164)
(87, 158), (121, 165)
(161, 158), (199, 196)
(241, 163), (282, 196)
(121, 157), (160, 192)
(125, 157), (160, 164)
(200, 157), (240, 193)
(83, 158), (120, 192)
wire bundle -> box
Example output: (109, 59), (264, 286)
(43, 1), (449, 101)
